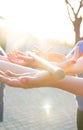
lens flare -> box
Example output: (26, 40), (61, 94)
(42, 103), (52, 115)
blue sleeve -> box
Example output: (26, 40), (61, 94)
(70, 40), (83, 55)
(0, 47), (6, 56)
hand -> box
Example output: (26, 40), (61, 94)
(7, 49), (35, 67)
(33, 46), (66, 62)
(7, 48), (66, 69)
(0, 70), (59, 88)
(60, 46), (81, 74)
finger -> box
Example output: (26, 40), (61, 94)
(5, 70), (36, 77)
(5, 70), (20, 77)
(0, 74), (29, 88)
(12, 49), (25, 56)
(17, 55), (34, 66)
(17, 55), (33, 60)
(0, 70), (8, 76)
(32, 46), (43, 55)
(8, 50), (25, 57)
(0, 75), (20, 87)
(8, 54), (26, 65)
(7, 53), (17, 59)
(47, 47), (53, 52)
(33, 46), (41, 51)
(72, 46), (79, 61)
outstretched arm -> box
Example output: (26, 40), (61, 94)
(0, 69), (83, 96)
(55, 75), (83, 96)
(0, 49), (83, 96)
(0, 60), (38, 74)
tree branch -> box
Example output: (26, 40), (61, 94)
(65, 0), (75, 24)
(76, 0), (83, 17)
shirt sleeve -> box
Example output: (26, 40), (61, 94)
(68, 40), (83, 55)
(0, 47), (6, 56)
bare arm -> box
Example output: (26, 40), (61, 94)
(55, 75), (83, 96)
(63, 57), (83, 74)
(0, 69), (83, 96)
(0, 56), (83, 96)
(0, 60), (38, 74)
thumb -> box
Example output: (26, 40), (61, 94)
(71, 46), (79, 61)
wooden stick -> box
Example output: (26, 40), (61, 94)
(26, 51), (65, 80)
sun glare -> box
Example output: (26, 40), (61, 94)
(0, 0), (75, 44)
(42, 103), (52, 116)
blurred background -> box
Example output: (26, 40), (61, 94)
(0, 0), (82, 52)
(0, 1), (82, 130)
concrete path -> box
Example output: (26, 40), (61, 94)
(0, 85), (77, 130)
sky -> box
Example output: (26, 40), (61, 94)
(0, 0), (75, 43)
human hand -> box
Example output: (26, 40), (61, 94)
(7, 47), (66, 69)
(0, 69), (59, 89)
(60, 46), (80, 74)
(7, 49), (35, 67)
(33, 46), (66, 62)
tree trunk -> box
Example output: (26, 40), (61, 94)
(74, 27), (80, 44)
(73, 17), (82, 44)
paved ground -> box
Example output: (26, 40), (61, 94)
(0, 85), (77, 130)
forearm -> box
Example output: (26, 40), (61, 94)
(0, 55), (8, 61)
(65, 57), (83, 74)
(0, 60), (38, 74)
(55, 75), (83, 96)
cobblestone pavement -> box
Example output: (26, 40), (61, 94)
(0, 85), (77, 130)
